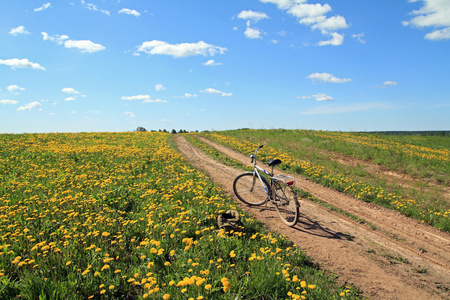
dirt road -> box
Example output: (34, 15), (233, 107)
(173, 134), (450, 300)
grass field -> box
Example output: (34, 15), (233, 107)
(0, 132), (359, 299)
(200, 129), (450, 232)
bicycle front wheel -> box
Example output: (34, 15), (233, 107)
(273, 181), (299, 227)
(233, 172), (270, 206)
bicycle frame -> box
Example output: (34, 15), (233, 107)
(250, 145), (274, 198)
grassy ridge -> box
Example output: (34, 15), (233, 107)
(201, 130), (450, 232)
(0, 132), (359, 299)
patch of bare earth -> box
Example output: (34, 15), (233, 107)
(173, 135), (450, 300)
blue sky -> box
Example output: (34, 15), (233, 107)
(1, 0), (449, 133)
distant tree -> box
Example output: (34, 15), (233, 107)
(163, 129), (167, 133)
(171, 129), (177, 134)
(135, 126), (147, 132)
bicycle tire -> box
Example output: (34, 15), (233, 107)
(233, 172), (270, 206)
(273, 181), (299, 227)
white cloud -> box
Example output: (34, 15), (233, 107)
(17, 102), (42, 111)
(307, 72), (351, 83)
(42, 32), (69, 44)
(203, 59), (222, 66)
(81, 0), (110, 15)
(65, 97), (77, 101)
(288, 3), (331, 19)
(34, 3), (51, 12)
(352, 33), (366, 44)
(9, 26), (30, 36)
(317, 32), (344, 46)
(297, 93), (334, 101)
(122, 95), (151, 101)
(244, 27), (263, 39)
(237, 10), (269, 23)
(0, 100), (19, 105)
(261, 0), (348, 45)
(119, 8), (140, 17)
(62, 87), (81, 95)
(259, 0), (293, 10)
(181, 93), (198, 98)
(143, 99), (167, 103)
(311, 15), (349, 34)
(301, 102), (392, 115)
(121, 95), (167, 103)
(7, 85), (26, 93)
(135, 40), (227, 58)
(384, 81), (397, 86)
(0, 58), (46, 70)
(64, 39), (106, 53)
(155, 84), (166, 91)
(200, 88), (232, 97)
(42, 32), (105, 53)
(403, 0), (450, 41)
(425, 27), (450, 40)
(125, 111), (136, 118)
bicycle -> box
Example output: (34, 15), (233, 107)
(232, 145), (300, 227)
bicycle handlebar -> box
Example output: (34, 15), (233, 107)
(251, 145), (264, 164)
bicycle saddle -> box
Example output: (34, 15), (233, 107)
(268, 159), (282, 167)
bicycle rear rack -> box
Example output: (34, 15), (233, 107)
(271, 174), (295, 186)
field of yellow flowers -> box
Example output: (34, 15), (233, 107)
(0, 132), (358, 299)
(201, 130), (450, 232)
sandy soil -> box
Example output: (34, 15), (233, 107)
(173, 134), (450, 300)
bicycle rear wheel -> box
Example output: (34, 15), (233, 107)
(273, 181), (299, 227)
(233, 172), (270, 206)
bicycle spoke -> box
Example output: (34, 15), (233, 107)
(233, 173), (269, 206)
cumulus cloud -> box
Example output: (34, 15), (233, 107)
(384, 81), (397, 86)
(317, 32), (344, 46)
(9, 26), (30, 36)
(81, 0), (110, 15)
(181, 93), (198, 98)
(237, 10), (269, 23)
(260, 0), (348, 46)
(135, 40), (227, 58)
(42, 32), (105, 53)
(244, 27), (263, 39)
(125, 111), (136, 118)
(425, 27), (450, 41)
(200, 88), (232, 97)
(0, 100), (19, 105)
(297, 93), (334, 101)
(17, 102), (42, 111)
(203, 59), (222, 66)
(7, 85), (26, 93)
(0, 58), (45, 70)
(259, 0), (292, 10)
(64, 40), (105, 53)
(155, 84), (166, 91)
(403, 0), (450, 41)
(42, 32), (69, 44)
(62, 87), (86, 100)
(121, 95), (167, 103)
(62, 87), (81, 94)
(34, 3), (51, 12)
(307, 72), (351, 83)
(143, 98), (167, 103)
(119, 8), (140, 17)
(352, 33), (366, 44)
